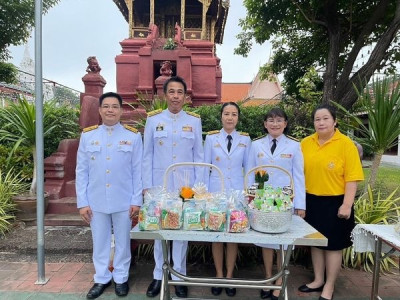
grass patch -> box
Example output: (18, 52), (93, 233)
(358, 165), (400, 198)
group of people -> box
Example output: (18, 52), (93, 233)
(76, 76), (364, 300)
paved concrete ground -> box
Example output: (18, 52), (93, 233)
(0, 224), (399, 299)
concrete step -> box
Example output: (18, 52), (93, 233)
(47, 197), (78, 214)
(44, 213), (87, 226)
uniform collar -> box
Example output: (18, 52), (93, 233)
(166, 109), (183, 120)
(102, 122), (121, 131)
(267, 134), (284, 143)
(221, 128), (236, 139)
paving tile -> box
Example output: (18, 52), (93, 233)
(69, 271), (93, 282)
(45, 263), (65, 272)
(39, 279), (68, 293)
(14, 280), (43, 292)
(60, 280), (93, 293)
(0, 280), (23, 291)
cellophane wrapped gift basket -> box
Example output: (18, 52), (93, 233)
(246, 165), (294, 233)
(139, 163), (250, 233)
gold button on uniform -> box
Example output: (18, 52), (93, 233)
(107, 144), (111, 147)
(106, 170), (110, 173)
(106, 157), (110, 160)
(173, 142), (176, 146)
(106, 184), (110, 187)
(173, 155), (176, 159)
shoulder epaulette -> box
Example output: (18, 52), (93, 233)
(287, 135), (299, 142)
(207, 130), (220, 135)
(83, 125), (98, 133)
(252, 134), (266, 141)
(239, 132), (249, 136)
(186, 111), (200, 118)
(147, 109), (162, 117)
(124, 124), (139, 133)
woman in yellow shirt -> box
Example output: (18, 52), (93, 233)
(298, 104), (364, 300)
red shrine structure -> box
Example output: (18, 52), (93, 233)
(43, 1), (230, 224)
(112, 0), (229, 106)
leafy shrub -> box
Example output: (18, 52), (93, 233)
(42, 101), (80, 157)
(342, 186), (400, 272)
(0, 145), (33, 184)
(0, 169), (30, 236)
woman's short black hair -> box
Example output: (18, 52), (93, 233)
(263, 107), (289, 134)
(220, 102), (240, 118)
(311, 103), (337, 122)
(99, 92), (123, 106)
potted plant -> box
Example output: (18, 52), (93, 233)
(0, 97), (62, 221)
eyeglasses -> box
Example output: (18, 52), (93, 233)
(101, 105), (121, 110)
(266, 118), (285, 124)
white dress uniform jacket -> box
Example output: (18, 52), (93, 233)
(204, 129), (251, 192)
(142, 109), (204, 281)
(75, 122), (143, 284)
(142, 109), (204, 191)
(76, 123), (143, 211)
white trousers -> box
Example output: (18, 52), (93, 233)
(91, 210), (131, 284)
(153, 240), (188, 280)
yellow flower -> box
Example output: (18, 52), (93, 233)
(180, 186), (195, 200)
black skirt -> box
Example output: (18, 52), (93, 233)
(305, 193), (355, 250)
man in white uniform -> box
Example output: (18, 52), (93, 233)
(76, 92), (143, 299)
(142, 76), (204, 298)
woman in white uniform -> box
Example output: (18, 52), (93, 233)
(247, 107), (306, 300)
(204, 102), (251, 297)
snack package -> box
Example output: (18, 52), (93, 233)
(139, 187), (164, 231)
(183, 200), (206, 230)
(161, 196), (183, 229)
(139, 201), (161, 231)
(227, 190), (249, 233)
(205, 197), (227, 232)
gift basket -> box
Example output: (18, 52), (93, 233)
(245, 165), (294, 233)
(164, 162), (225, 231)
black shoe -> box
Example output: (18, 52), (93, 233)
(260, 289), (271, 299)
(175, 285), (188, 298)
(225, 287), (236, 297)
(146, 279), (162, 297)
(271, 294), (279, 300)
(211, 287), (223, 296)
(115, 281), (129, 296)
(86, 281), (111, 299)
(298, 284), (324, 293)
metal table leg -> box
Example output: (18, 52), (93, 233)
(160, 240), (170, 300)
(371, 238), (382, 300)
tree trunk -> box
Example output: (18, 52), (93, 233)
(322, 0), (340, 104)
(364, 151), (384, 194)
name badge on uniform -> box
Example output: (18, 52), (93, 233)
(156, 123), (164, 131)
(182, 125), (193, 132)
(238, 143), (246, 147)
(280, 154), (292, 158)
(257, 152), (264, 158)
(214, 143), (221, 148)
(328, 161), (335, 169)
(91, 140), (100, 145)
(119, 140), (132, 145)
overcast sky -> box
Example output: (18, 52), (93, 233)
(8, 0), (271, 92)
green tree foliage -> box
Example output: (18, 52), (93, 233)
(334, 77), (400, 191)
(0, 0), (59, 82)
(236, 0), (400, 109)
